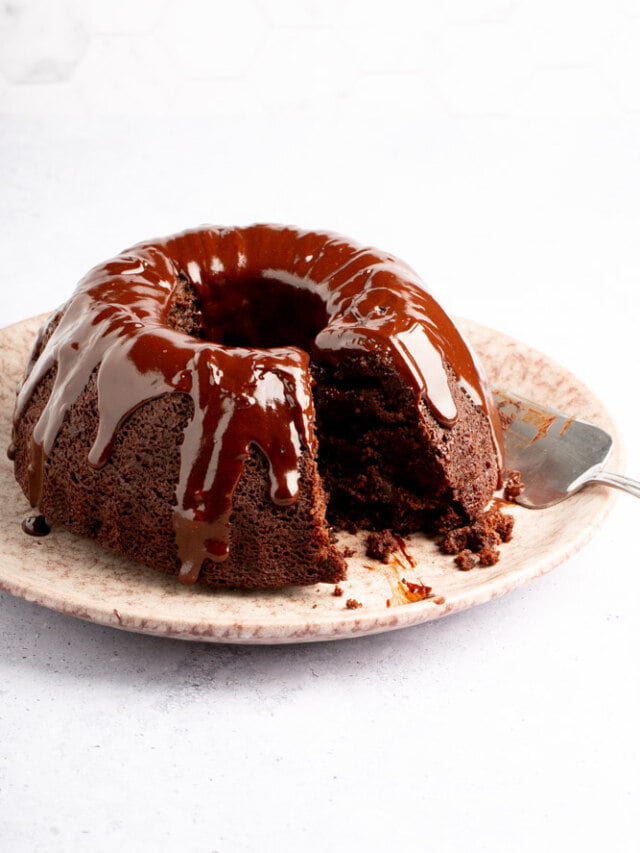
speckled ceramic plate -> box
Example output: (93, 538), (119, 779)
(0, 315), (621, 643)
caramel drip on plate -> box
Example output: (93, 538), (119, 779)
(22, 514), (51, 537)
(12, 224), (504, 584)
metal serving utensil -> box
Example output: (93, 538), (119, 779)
(493, 390), (640, 509)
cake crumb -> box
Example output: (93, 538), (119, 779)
(365, 529), (399, 563)
(455, 549), (476, 571)
(468, 521), (501, 551)
(386, 599), (391, 608)
(504, 470), (524, 501)
(477, 546), (500, 566)
(434, 505), (466, 534)
(340, 545), (356, 558)
(440, 504), (515, 570)
(346, 598), (362, 610)
(440, 527), (468, 554)
(333, 585), (344, 597)
(491, 507), (515, 542)
(497, 405), (517, 431)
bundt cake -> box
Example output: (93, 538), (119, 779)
(10, 224), (504, 588)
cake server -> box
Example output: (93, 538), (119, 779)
(493, 390), (640, 509)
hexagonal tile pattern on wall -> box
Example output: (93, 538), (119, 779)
(157, 0), (266, 79)
(1, 0), (640, 120)
(0, 0), (88, 84)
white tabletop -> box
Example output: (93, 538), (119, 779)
(2, 4), (640, 850)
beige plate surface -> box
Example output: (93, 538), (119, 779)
(0, 315), (621, 644)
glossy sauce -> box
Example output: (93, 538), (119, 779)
(21, 514), (51, 537)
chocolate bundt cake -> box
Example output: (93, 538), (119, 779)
(10, 224), (504, 588)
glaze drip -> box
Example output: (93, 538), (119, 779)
(22, 515), (51, 537)
(12, 224), (503, 584)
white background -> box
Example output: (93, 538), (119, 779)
(1, 2), (639, 851)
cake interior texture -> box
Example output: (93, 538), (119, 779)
(11, 226), (504, 589)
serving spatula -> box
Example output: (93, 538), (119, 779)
(493, 390), (640, 509)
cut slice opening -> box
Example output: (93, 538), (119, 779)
(311, 352), (457, 533)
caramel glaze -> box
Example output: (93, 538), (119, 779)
(12, 224), (504, 585)
(22, 514), (51, 537)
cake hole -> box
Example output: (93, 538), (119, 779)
(194, 276), (330, 353)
